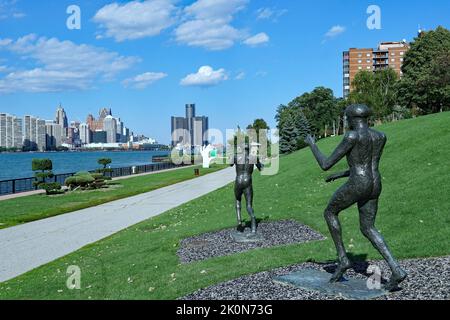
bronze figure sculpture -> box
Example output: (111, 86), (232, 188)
(305, 104), (407, 291)
(231, 143), (263, 234)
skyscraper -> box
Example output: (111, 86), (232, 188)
(36, 119), (47, 151)
(79, 123), (91, 144)
(45, 121), (63, 150)
(0, 114), (23, 149)
(12, 117), (23, 149)
(343, 40), (409, 98)
(55, 105), (68, 128)
(171, 104), (208, 147)
(103, 115), (117, 143)
(0, 113), (6, 147)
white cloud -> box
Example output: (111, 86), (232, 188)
(180, 66), (228, 87)
(93, 0), (177, 42)
(235, 72), (245, 80)
(256, 7), (287, 21)
(0, 34), (139, 93)
(122, 72), (167, 89)
(0, 0), (25, 20)
(175, 0), (249, 51)
(324, 25), (346, 38)
(244, 32), (269, 47)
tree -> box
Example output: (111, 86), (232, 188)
(279, 111), (300, 154)
(288, 87), (339, 138)
(247, 119), (269, 135)
(348, 68), (399, 121)
(398, 26), (450, 114)
(32, 159), (62, 195)
(97, 158), (113, 176)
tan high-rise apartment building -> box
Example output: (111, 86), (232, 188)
(343, 41), (409, 98)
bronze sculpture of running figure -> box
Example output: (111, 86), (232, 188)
(305, 104), (407, 292)
(231, 143), (263, 234)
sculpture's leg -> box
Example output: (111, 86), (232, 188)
(358, 199), (407, 291)
(325, 184), (357, 282)
(234, 184), (244, 231)
(244, 185), (257, 233)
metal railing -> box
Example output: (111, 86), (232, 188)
(0, 162), (183, 196)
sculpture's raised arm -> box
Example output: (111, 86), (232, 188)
(305, 132), (356, 171)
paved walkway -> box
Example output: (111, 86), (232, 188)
(0, 167), (235, 282)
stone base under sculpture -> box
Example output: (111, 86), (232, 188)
(273, 268), (389, 300)
(230, 228), (265, 243)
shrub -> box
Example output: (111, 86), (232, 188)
(97, 158), (113, 176)
(41, 182), (63, 195)
(31, 158), (62, 195)
(65, 171), (108, 190)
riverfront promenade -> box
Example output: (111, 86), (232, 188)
(0, 167), (235, 282)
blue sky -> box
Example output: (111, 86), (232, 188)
(0, 0), (449, 144)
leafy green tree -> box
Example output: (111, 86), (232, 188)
(288, 87), (339, 138)
(348, 68), (399, 121)
(398, 26), (450, 114)
(247, 119), (269, 135)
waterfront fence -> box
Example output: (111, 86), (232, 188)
(0, 162), (182, 196)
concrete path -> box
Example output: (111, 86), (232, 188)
(0, 167), (235, 282)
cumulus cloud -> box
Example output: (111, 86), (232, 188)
(122, 72), (167, 89)
(0, 34), (139, 93)
(244, 32), (269, 47)
(175, 0), (249, 51)
(324, 25), (346, 39)
(93, 0), (177, 42)
(180, 66), (228, 87)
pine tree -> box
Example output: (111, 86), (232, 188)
(280, 114), (299, 154)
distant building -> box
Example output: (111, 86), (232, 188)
(79, 123), (91, 145)
(86, 108), (113, 132)
(103, 115), (117, 143)
(0, 113), (6, 147)
(36, 119), (46, 151)
(343, 40), (410, 98)
(55, 105), (69, 143)
(55, 105), (68, 129)
(171, 104), (209, 147)
(45, 121), (63, 150)
(0, 113), (23, 149)
(92, 130), (107, 144)
(23, 115), (38, 151)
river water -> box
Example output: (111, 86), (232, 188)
(0, 150), (169, 180)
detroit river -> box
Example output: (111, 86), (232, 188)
(0, 150), (170, 181)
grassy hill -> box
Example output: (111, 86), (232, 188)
(1, 112), (449, 299)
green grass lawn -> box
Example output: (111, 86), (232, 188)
(1, 112), (449, 299)
(0, 164), (225, 229)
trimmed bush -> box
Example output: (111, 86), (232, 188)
(65, 171), (107, 190)
(31, 158), (62, 195)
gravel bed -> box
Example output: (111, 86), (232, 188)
(177, 220), (325, 264)
(182, 256), (450, 300)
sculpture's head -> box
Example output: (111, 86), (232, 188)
(345, 104), (372, 130)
